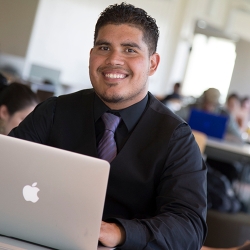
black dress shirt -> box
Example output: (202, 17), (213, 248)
(94, 94), (148, 152)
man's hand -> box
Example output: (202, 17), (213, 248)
(99, 221), (126, 247)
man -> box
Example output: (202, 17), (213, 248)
(9, 3), (207, 249)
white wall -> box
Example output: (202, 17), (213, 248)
(0, 0), (39, 77)
(0, 0), (39, 57)
(228, 39), (250, 96)
(24, 0), (177, 94)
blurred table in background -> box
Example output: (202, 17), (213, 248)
(205, 138), (250, 163)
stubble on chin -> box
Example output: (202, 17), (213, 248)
(97, 90), (124, 104)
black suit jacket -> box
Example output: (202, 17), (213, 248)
(10, 89), (207, 250)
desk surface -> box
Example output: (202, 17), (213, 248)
(205, 137), (250, 163)
(206, 138), (250, 156)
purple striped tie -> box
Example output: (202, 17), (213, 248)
(97, 113), (121, 163)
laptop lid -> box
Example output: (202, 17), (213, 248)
(0, 135), (110, 250)
(188, 109), (228, 139)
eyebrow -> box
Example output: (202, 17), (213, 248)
(95, 40), (110, 46)
(95, 40), (142, 50)
(121, 42), (141, 50)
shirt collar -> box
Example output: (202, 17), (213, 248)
(94, 93), (148, 132)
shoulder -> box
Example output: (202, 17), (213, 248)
(147, 93), (192, 137)
(33, 96), (57, 114)
(55, 88), (95, 107)
(148, 92), (187, 124)
(32, 89), (94, 113)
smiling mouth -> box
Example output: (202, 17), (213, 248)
(104, 73), (127, 79)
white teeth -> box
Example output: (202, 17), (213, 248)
(105, 73), (126, 79)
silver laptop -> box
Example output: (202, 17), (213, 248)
(0, 134), (112, 250)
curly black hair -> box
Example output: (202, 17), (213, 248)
(94, 2), (159, 55)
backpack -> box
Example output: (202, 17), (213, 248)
(207, 164), (242, 213)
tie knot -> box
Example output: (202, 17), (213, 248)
(102, 113), (121, 133)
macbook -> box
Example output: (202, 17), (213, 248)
(0, 135), (112, 250)
(188, 108), (228, 139)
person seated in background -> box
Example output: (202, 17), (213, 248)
(221, 93), (243, 141)
(176, 88), (243, 142)
(224, 93), (241, 119)
(161, 82), (182, 103)
(0, 82), (38, 135)
(156, 82), (183, 111)
(237, 96), (250, 133)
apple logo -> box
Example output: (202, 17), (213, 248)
(22, 182), (40, 203)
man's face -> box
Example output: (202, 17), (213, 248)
(89, 24), (160, 110)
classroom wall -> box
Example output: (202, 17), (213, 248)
(228, 39), (250, 97)
(0, 0), (39, 57)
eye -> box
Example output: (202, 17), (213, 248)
(100, 46), (110, 51)
(125, 48), (136, 53)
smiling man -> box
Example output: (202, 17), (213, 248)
(89, 23), (159, 110)
(9, 3), (207, 249)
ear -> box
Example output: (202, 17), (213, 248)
(149, 53), (160, 76)
(0, 105), (10, 121)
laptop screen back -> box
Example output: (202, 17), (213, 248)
(188, 109), (228, 139)
(0, 135), (110, 250)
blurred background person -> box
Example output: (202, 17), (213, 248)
(161, 82), (182, 103)
(176, 88), (242, 142)
(237, 96), (250, 133)
(224, 93), (241, 121)
(222, 93), (243, 141)
(156, 82), (183, 112)
(0, 82), (38, 135)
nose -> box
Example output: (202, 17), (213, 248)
(105, 50), (124, 66)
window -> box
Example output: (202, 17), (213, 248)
(182, 34), (236, 103)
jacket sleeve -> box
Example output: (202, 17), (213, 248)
(113, 124), (207, 250)
(8, 97), (57, 143)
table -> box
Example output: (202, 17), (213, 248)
(205, 137), (250, 164)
